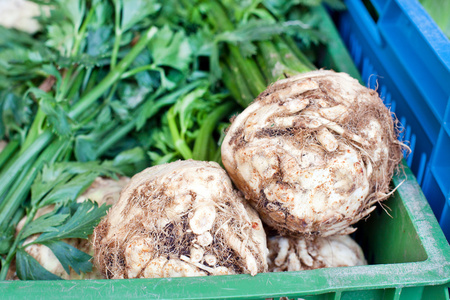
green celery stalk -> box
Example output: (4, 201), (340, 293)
(0, 138), (19, 170)
(0, 131), (53, 203)
(223, 57), (254, 107)
(206, 135), (217, 162)
(81, 68), (98, 97)
(193, 101), (235, 161)
(207, 1), (267, 98)
(0, 161), (33, 215)
(167, 106), (194, 160)
(0, 207), (24, 256)
(228, 46), (267, 97)
(20, 108), (47, 154)
(221, 64), (244, 104)
(0, 139), (70, 225)
(66, 67), (86, 101)
(256, 37), (313, 84)
(110, 0), (123, 69)
(282, 36), (317, 71)
(273, 36), (312, 74)
(258, 40), (285, 83)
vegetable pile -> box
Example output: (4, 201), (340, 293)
(0, 0), (402, 281)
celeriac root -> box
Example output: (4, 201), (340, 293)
(93, 160), (268, 279)
(222, 70), (403, 237)
(267, 235), (367, 272)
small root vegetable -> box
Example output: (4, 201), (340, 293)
(267, 235), (366, 272)
(92, 160), (268, 279)
(222, 70), (403, 237)
(8, 177), (129, 280)
(0, 0), (47, 34)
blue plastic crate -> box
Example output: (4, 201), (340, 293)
(338, 0), (450, 240)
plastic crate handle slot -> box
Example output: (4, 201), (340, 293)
(346, 0), (383, 46)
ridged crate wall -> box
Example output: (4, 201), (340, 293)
(339, 0), (450, 240)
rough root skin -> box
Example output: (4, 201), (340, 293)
(267, 235), (367, 272)
(221, 70), (403, 237)
(93, 160), (268, 279)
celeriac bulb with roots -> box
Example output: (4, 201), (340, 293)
(221, 70), (403, 237)
(93, 160), (268, 279)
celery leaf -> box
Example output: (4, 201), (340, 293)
(16, 249), (62, 280)
(34, 201), (110, 243)
(41, 240), (92, 275)
(20, 213), (70, 240)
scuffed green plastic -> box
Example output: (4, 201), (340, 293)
(1, 163), (449, 299)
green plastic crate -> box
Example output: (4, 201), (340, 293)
(1, 164), (449, 299)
